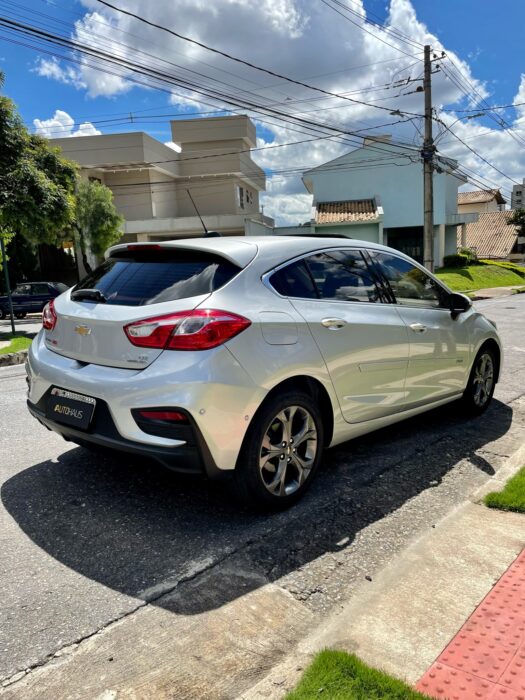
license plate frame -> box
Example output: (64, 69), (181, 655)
(46, 387), (96, 430)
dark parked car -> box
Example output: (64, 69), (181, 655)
(0, 282), (68, 320)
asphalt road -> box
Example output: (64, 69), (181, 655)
(1, 295), (525, 688)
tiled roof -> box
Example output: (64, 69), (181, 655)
(458, 189), (506, 205)
(315, 199), (378, 224)
(458, 211), (518, 258)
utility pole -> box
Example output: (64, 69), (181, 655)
(0, 235), (15, 334)
(422, 44), (435, 272)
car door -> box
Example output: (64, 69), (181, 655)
(369, 251), (471, 406)
(31, 283), (52, 313)
(11, 284), (31, 313)
(270, 249), (410, 424)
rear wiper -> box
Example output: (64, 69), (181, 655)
(71, 288), (107, 303)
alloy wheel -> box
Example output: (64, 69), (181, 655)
(259, 405), (318, 497)
(472, 352), (494, 408)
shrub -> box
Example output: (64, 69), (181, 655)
(458, 247), (478, 263)
(443, 253), (470, 268)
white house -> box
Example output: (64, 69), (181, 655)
(287, 136), (476, 267)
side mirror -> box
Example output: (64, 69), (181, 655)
(450, 292), (472, 318)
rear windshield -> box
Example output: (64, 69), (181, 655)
(73, 249), (241, 306)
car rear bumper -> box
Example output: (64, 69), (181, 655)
(27, 395), (226, 478)
(27, 331), (266, 472)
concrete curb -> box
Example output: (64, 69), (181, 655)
(241, 441), (525, 699)
(0, 350), (28, 368)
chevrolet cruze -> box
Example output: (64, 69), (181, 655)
(26, 237), (502, 508)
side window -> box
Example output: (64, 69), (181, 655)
(372, 252), (449, 308)
(305, 250), (385, 303)
(269, 260), (318, 299)
(32, 284), (50, 295)
(14, 284), (31, 295)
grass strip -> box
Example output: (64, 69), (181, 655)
(285, 650), (430, 700)
(435, 263), (525, 292)
(0, 334), (32, 355)
(485, 466), (525, 513)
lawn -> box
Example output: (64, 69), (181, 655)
(0, 334), (32, 355)
(435, 262), (525, 293)
(285, 650), (429, 700)
(485, 466), (525, 513)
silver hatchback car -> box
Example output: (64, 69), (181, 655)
(27, 237), (502, 508)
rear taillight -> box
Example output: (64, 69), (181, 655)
(123, 309), (251, 351)
(42, 300), (57, 331)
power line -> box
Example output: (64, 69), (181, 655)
(435, 119), (521, 186)
(0, 16), (427, 168)
(94, 0), (424, 117)
(442, 101), (525, 114)
(319, 0), (421, 58)
(0, 16), (424, 148)
(441, 58), (525, 149)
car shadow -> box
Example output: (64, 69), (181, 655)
(1, 399), (513, 615)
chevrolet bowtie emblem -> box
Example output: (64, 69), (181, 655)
(74, 324), (92, 336)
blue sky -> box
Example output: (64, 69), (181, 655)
(0, 0), (524, 223)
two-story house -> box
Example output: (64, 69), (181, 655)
(285, 135), (475, 267)
(51, 115), (273, 245)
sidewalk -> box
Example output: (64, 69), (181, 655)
(243, 445), (525, 699)
(472, 286), (525, 300)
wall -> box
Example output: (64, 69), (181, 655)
(148, 170), (177, 219)
(175, 180), (237, 218)
(171, 115), (256, 149)
(458, 200), (501, 214)
(103, 170), (154, 221)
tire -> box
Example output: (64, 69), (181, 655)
(0, 307), (6, 320)
(15, 312), (26, 320)
(461, 346), (497, 415)
(233, 390), (324, 510)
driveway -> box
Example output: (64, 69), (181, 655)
(1, 296), (524, 696)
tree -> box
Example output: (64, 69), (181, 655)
(73, 179), (124, 273)
(0, 94), (77, 246)
(508, 208), (525, 236)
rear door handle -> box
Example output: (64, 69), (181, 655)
(409, 322), (427, 333)
(321, 318), (347, 330)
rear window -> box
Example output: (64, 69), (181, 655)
(73, 249), (241, 306)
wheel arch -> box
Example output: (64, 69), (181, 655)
(256, 375), (335, 447)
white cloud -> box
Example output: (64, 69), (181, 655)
(33, 110), (102, 138)
(30, 0), (525, 221)
(34, 57), (85, 89)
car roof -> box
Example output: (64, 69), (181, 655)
(107, 236), (398, 269)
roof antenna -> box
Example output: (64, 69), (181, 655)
(186, 188), (221, 237)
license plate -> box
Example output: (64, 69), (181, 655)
(46, 387), (96, 430)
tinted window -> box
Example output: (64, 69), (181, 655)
(32, 284), (50, 295)
(269, 260), (318, 299)
(73, 250), (240, 306)
(371, 252), (449, 308)
(53, 283), (68, 293)
(305, 250), (385, 303)
(14, 284), (31, 295)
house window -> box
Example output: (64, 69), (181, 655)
(237, 186), (244, 209)
(246, 189), (253, 205)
